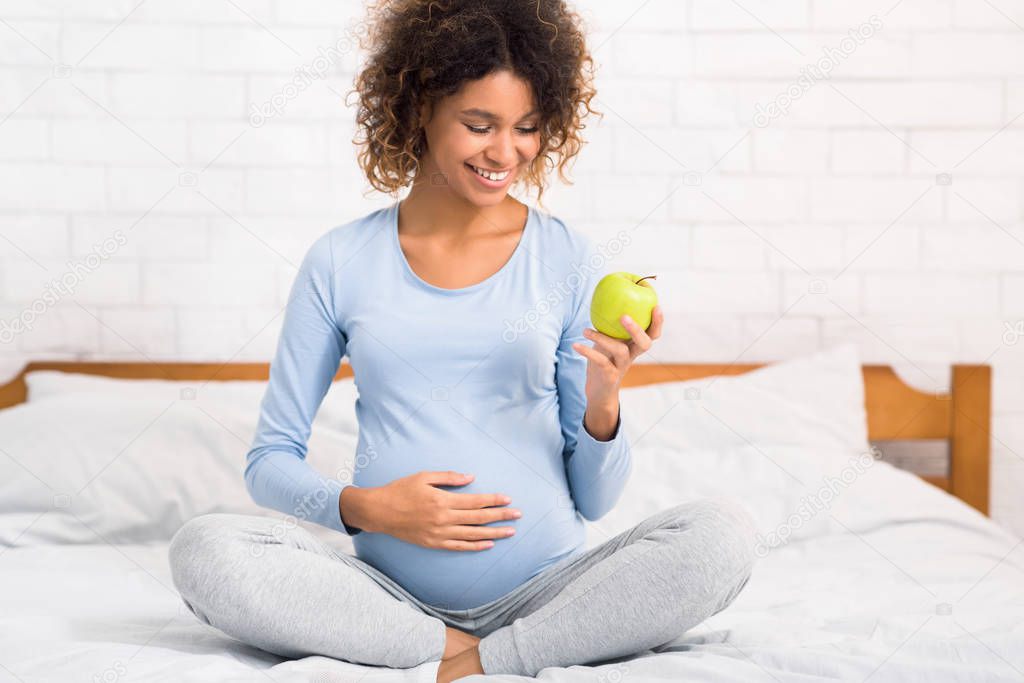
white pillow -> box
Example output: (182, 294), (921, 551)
(586, 343), (872, 550)
(0, 391), (359, 548)
(10, 347), (868, 552)
(23, 370), (360, 436)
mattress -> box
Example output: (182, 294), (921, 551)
(4, 349), (1021, 681)
(2, 485), (1022, 683)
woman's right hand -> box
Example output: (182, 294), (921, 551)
(343, 471), (521, 551)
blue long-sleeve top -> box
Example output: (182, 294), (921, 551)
(244, 200), (632, 610)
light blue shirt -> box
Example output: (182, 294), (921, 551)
(244, 200), (632, 609)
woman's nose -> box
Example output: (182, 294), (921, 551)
(486, 131), (516, 167)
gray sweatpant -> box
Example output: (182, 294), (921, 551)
(167, 497), (757, 677)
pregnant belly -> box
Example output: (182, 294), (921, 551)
(353, 488), (584, 609)
(351, 438), (586, 609)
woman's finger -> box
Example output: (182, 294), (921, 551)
(646, 306), (664, 340)
(582, 328), (630, 366)
(571, 342), (616, 370)
(444, 524), (516, 541)
(439, 539), (496, 552)
(619, 315), (651, 352)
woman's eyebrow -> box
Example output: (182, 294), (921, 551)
(460, 108), (539, 121)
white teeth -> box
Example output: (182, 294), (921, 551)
(469, 164), (510, 181)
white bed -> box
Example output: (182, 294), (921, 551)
(1, 344), (1022, 682)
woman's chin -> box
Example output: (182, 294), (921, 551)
(459, 186), (509, 207)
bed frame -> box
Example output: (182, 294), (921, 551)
(0, 360), (991, 516)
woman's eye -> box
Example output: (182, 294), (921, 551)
(464, 124), (539, 135)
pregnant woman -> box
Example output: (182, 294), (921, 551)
(168, 1), (756, 681)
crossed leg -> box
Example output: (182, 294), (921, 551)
(167, 497), (756, 679)
(167, 512), (449, 669)
(469, 497), (758, 677)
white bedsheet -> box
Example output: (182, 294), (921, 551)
(2, 467), (1023, 683)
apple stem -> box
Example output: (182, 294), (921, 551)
(635, 275), (657, 285)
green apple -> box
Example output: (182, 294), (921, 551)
(589, 272), (658, 340)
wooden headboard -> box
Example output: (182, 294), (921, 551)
(0, 360), (991, 516)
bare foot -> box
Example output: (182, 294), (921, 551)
(442, 626), (481, 661)
(436, 644), (483, 683)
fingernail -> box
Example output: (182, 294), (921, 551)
(511, 510), (522, 518)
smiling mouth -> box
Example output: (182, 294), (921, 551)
(466, 163), (512, 181)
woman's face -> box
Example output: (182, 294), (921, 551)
(418, 69), (542, 208)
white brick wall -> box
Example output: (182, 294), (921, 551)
(0, 1), (1022, 535)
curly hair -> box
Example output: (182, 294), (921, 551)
(347, 0), (601, 209)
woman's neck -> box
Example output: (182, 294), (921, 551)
(399, 184), (524, 239)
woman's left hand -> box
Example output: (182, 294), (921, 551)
(572, 305), (664, 408)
